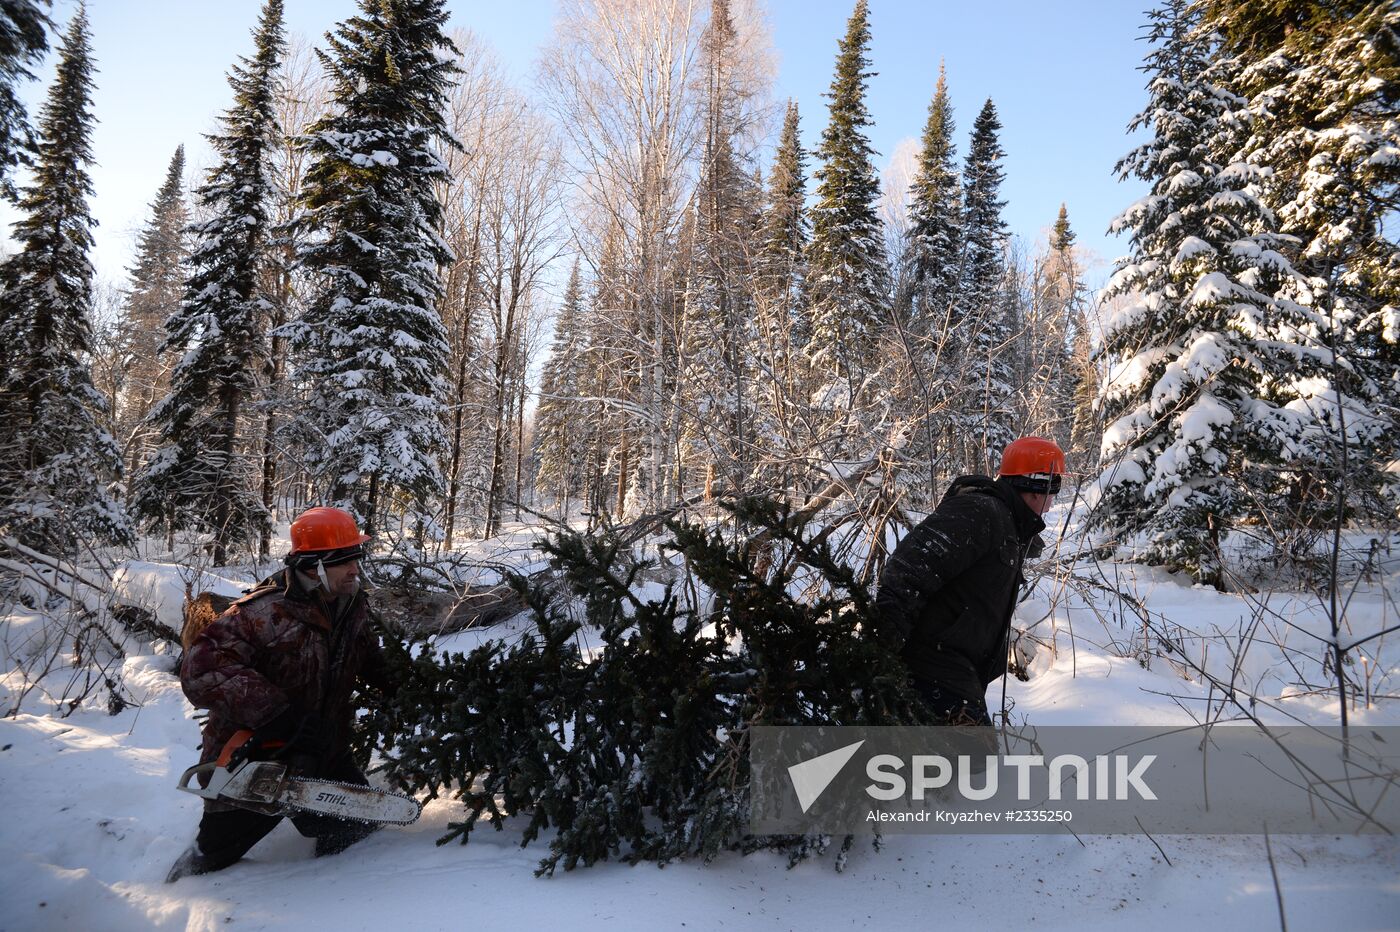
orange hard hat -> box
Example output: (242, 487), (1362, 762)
(998, 437), (1067, 492)
(288, 507), (371, 556)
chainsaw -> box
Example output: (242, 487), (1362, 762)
(176, 729), (421, 826)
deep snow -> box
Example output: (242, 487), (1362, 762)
(2, 517), (1397, 931)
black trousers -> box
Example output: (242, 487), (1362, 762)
(195, 755), (380, 870)
(910, 678), (993, 727)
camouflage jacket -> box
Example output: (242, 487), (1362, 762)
(180, 568), (388, 769)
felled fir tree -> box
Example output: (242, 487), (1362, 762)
(359, 497), (923, 875)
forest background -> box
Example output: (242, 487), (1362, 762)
(0, 0), (1395, 717)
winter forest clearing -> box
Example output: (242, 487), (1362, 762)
(1, 0), (1398, 929)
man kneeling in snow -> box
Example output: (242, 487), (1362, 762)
(167, 506), (393, 882)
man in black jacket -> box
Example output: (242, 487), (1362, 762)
(875, 437), (1066, 725)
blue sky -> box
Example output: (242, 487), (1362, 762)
(4, 0), (1151, 290)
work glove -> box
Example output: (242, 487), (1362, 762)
(224, 706), (301, 769)
(228, 708), (330, 774)
(275, 712), (332, 775)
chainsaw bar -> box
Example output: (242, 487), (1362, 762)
(177, 759), (422, 826)
(279, 773), (422, 825)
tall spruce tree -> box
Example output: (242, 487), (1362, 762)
(289, 0), (459, 535)
(957, 101), (1009, 335)
(133, 0), (284, 564)
(1094, 0), (1354, 586)
(758, 100), (808, 328)
(577, 224), (631, 522)
(1200, 0), (1400, 517)
(534, 261), (590, 510)
(906, 63), (962, 333)
(1067, 300), (1100, 472)
(681, 0), (757, 494)
(1044, 206), (1099, 467)
(0, 0), (49, 202)
(805, 0), (889, 382)
(115, 145), (188, 477)
(945, 98), (1013, 473)
(895, 64), (963, 496)
(754, 100), (814, 491)
(1050, 204), (1073, 252)
(1022, 204), (1080, 451)
(0, 5), (131, 551)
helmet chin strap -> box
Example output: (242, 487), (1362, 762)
(316, 559), (331, 592)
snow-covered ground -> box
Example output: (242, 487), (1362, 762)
(2, 516), (1397, 931)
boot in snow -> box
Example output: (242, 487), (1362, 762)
(165, 843), (219, 883)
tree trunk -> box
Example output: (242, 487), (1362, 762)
(484, 399), (506, 539)
(513, 339), (526, 522)
(365, 471), (379, 536)
(444, 203), (484, 548)
(259, 255), (290, 561)
(211, 383), (242, 567)
(615, 434), (629, 520)
(444, 340), (471, 547)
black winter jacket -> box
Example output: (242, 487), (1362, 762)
(874, 475), (1045, 702)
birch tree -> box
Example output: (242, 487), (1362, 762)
(540, 0), (705, 515)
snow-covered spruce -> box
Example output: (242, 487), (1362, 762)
(0, 6), (132, 553)
(679, 0), (765, 498)
(946, 97), (1015, 476)
(0, 0), (50, 203)
(751, 99), (819, 496)
(113, 145), (189, 480)
(534, 261), (591, 510)
(287, 0), (459, 536)
(1200, 0), (1400, 516)
(1092, 0), (1388, 586)
(805, 0), (890, 384)
(132, 0), (285, 564)
(891, 64), (962, 507)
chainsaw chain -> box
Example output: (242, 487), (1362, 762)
(286, 775), (422, 825)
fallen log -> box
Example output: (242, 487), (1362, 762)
(373, 583), (526, 638)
